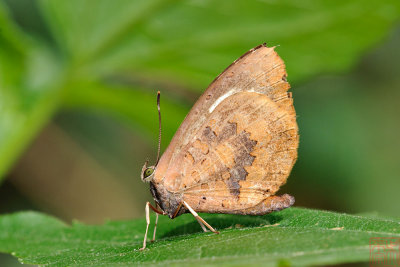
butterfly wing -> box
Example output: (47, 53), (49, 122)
(153, 44), (298, 215)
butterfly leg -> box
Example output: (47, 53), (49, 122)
(139, 202), (164, 251)
(151, 213), (159, 242)
(172, 202), (207, 232)
(196, 217), (208, 232)
(183, 201), (219, 234)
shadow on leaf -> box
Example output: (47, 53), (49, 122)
(161, 212), (285, 238)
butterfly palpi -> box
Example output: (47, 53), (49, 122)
(139, 44), (299, 250)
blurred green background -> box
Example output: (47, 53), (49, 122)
(0, 0), (400, 265)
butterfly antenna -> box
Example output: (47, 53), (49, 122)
(155, 91), (162, 166)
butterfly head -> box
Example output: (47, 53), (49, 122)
(141, 160), (156, 182)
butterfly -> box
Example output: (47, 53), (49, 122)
(139, 44), (298, 250)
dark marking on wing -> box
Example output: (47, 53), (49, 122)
(227, 130), (257, 196)
(202, 126), (217, 142)
(217, 122), (237, 142)
(197, 122), (258, 197)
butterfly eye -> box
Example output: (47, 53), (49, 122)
(143, 167), (154, 178)
(141, 162), (155, 182)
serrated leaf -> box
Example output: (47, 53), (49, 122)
(0, 207), (399, 266)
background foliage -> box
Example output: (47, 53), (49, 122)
(0, 0), (400, 266)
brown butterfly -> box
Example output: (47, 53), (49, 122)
(139, 44), (298, 250)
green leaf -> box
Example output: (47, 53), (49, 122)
(0, 3), (63, 182)
(39, 0), (400, 87)
(0, 207), (399, 266)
